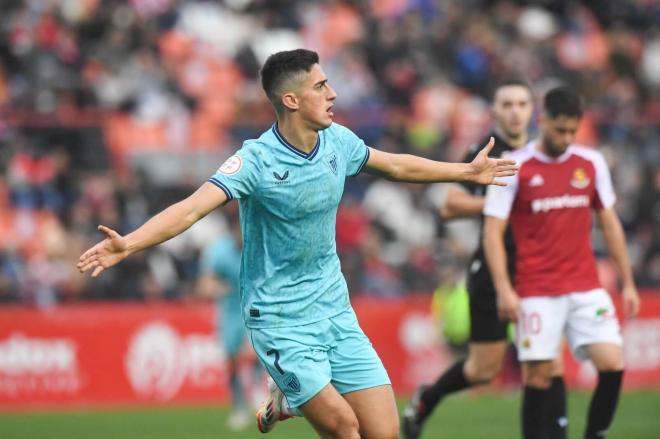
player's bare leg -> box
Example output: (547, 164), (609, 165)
(464, 341), (509, 383)
(586, 343), (624, 371)
(343, 384), (399, 439)
(298, 384), (360, 439)
(583, 343), (624, 439)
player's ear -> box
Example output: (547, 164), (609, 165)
(281, 91), (299, 111)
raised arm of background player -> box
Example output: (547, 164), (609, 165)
(77, 139), (517, 277)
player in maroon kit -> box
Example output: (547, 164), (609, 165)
(483, 87), (641, 439)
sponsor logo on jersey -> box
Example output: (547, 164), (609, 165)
(272, 170), (290, 184)
(529, 174), (545, 187)
(570, 168), (591, 189)
(531, 194), (590, 214)
(217, 155), (242, 175)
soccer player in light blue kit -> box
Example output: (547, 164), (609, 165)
(77, 49), (517, 439)
(196, 208), (263, 431)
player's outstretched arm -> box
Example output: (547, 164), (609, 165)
(440, 186), (485, 220)
(77, 182), (227, 277)
(483, 215), (519, 322)
(364, 137), (518, 185)
(596, 208), (641, 318)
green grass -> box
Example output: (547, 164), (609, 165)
(1, 391), (658, 438)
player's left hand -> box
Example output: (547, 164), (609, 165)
(77, 225), (129, 277)
(621, 284), (641, 319)
(468, 137), (518, 186)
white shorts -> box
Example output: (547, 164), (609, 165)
(517, 289), (622, 362)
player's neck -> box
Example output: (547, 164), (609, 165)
(276, 117), (319, 154)
(536, 140), (565, 159)
(494, 126), (528, 149)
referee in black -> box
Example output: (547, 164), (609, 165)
(403, 78), (567, 439)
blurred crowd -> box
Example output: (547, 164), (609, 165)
(0, 0), (658, 306)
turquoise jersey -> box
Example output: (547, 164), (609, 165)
(208, 122), (370, 329)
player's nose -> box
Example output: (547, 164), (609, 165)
(327, 84), (337, 101)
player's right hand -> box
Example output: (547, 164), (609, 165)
(621, 284), (641, 319)
(77, 225), (129, 277)
(497, 289), (520, 322)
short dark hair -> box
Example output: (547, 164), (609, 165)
(543, 86), (583, 119)
(260, 49), (320, 111)
(490, 76), (532, 101)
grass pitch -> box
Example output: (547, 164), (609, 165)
(1, 391), (658, 438)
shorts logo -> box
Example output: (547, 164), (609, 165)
(283, 372), (301, 394)
(325, 152), (338, 175)
(570, 168), (590, 189)
(595, 307), (614, 319)
(522, 338), (531, 349)
(218, 156), (242, 175)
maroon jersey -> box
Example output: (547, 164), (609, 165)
(484, 143), (616, 298)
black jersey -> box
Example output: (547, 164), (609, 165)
(458, 133), (517, 292)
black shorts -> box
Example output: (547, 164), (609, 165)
(467, 260), (510, 343)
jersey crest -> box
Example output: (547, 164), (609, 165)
(283, 372), (301, 393)
(325, 152), (338, 175)
(570, 168), (590, 189)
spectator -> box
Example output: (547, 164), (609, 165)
(0, 0), (657, 305)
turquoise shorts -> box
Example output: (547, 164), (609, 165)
(248, 308), (391, 408)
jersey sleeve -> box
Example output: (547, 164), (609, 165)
(483, 174), (519, 220)
(334, 124), (370, 177)
(592, 152), (616, 210)
(208, 142), (262, 200)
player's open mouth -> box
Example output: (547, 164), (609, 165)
(327, 105), (334, 117)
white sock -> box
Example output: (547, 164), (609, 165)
(282, 397), (302, 417)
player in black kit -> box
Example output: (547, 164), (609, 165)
(403, 79), (567, 439)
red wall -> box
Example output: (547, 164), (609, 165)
(1, 292), (659, 410)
